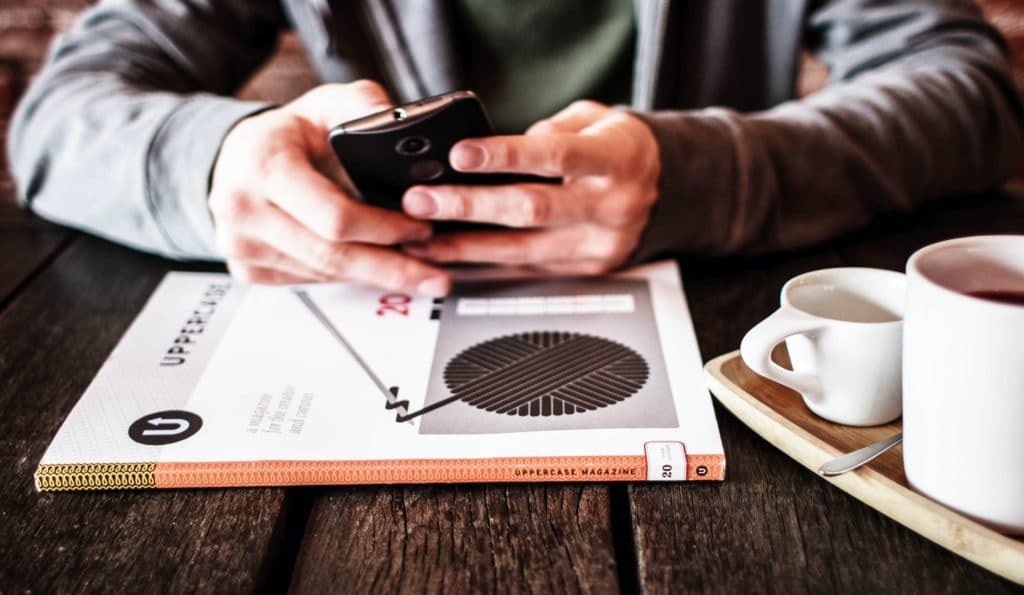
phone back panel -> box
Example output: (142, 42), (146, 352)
(329, 96), (521, 211)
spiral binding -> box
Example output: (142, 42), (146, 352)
(35, 463), (157, 491)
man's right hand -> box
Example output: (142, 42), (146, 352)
(209, 81), (451, 296)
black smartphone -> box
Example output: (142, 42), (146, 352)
(329, 90), (556, 213)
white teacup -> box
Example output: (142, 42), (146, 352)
(740, 268), (906, 426)
(903, 235), (1024, 534)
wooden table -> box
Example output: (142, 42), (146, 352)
(1, 192), (1023, 593)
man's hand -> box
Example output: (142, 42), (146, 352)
(400, 101), (661, 275)
(209, 81), (451, 296)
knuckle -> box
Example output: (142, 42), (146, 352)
(263, 150), (299, 180)
(624, 140), (645, 169)
(602, 188), (649, 226)
(570, 99), (603, 113)
(514, 191), (548, 227)
(586, 228), (633, 261)
(310, 241), (347, 273)
(260, 151), (303, 191)
(526, 119), (554, 136)
(381, 266), (413, 290)
(323, 205), (351, 241)
(228, 262), (259, 283)
(298, 83), (344, 106)
(219, 234), (255, 259)
(496, 143), (517, 169)
(446, 190), (471, 220)
(607, 196), (641, 225)
(504, 241), (530, 264)
(608, 231), (638, 259)
(605, 109), (634, 127)
(373, 256), (423, 290)
(210, 190), (253, 222)
(349, 79), (389, 103)
(550, 142), (575, 173)
(425, 237), (455, 261)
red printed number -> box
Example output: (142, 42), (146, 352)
(376, 293), (412, 317)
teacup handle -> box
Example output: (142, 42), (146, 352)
(740, 307), (827, 401)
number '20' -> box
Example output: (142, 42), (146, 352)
(377, 293), (411, 317)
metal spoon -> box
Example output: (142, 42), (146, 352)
(817, 432), (903, 477)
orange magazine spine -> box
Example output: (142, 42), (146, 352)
(155, 455), (726, 488)
(34, 455), (726, 491)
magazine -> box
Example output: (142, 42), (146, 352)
(35, 260), (725, 490)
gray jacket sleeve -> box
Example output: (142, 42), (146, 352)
(633, 0), (1024, 259)
(6, 1), (285, 260)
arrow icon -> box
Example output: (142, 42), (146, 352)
(141, 417), (190, 436)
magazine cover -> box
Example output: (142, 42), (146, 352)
(35, 261), (725, 490)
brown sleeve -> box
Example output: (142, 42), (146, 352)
(630, 0), (1024, 260)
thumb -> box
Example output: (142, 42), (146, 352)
(286, 80), (394, 130)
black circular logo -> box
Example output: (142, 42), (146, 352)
(129, 410), (203, 445)
(696, 465), (708, 477)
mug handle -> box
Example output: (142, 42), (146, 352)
(740, 307), (827, 401)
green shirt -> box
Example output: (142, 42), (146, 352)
(454, 0), (636, 134)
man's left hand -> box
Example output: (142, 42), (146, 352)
(401, 101), (661, 275)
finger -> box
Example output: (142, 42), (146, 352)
(402, 183), (591, 228)
(533, 259), (620, 276)
(526, 100), (610, 136)
(449, 134), (609, 177)
(287, 80), (393, 130)
(311, 146), (360, 196)
(331, 244), (452, 297)
(403, 228), (592, 266)
(254, 205), (451, 296)
(218, 233), (330, 281)
(227, 262), (313, 285)
(263, 150), (432, 244)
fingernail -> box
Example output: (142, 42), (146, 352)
(416, 276), (449, 297)
(451, 143), (485, 170)
(404, 190), (437, 217)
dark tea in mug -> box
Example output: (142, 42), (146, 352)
(967, 289), (1024, 307)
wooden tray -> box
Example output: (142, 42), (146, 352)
(705, 350), (1024, 585)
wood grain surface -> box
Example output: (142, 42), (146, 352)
(289, 485), (621, 594)
(0, 235), (291, 592)
(717, 353), (904, 480)
(626, 193), (1024, 594)
(707, 351), (1024, 585)
(0, 202), (71, 308)
(1, 193), (1023, 593)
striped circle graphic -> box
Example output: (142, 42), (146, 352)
(443, 331), (649, 417)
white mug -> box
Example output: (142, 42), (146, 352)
(903, 235), (1024, 534)
(740, 268), (906, 426)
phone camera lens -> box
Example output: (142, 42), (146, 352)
(396, 136), (431, 156)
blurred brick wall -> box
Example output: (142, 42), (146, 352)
(2, 0), (1023, 205)
(0, 1), (94, 204)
